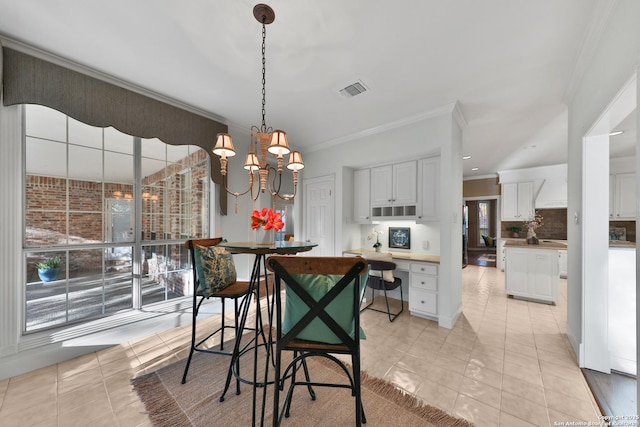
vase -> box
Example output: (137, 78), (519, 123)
(375, 246), (381, 252)
(526, 228), (538, 245)
(38, 268), (60, 282)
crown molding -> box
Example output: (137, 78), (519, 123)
(305, 101), (465, 154)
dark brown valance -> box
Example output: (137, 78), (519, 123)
(2, 47), (229, 214)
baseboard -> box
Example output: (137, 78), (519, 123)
(438, 303), (462, 329)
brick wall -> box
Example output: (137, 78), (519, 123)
(25, 149), (209, 296)
(609, 220), (636, 242)
(501, 208), (567, 240)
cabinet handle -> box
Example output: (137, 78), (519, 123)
(421, 267), (425, 271)
(421, 300), (425, 304)
(421, 281), (425, 285)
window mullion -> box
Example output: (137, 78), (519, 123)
(132, 137), (143, 309)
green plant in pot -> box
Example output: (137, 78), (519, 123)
(506, 226), (522, 238)
(36, 256), (61, 282)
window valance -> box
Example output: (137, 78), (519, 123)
(2, 47), (229, 214)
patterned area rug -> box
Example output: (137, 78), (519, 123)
(132, 348), (473, 427)
(477, 254), (497, 262)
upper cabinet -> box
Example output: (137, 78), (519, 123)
(417, 156), (440, 222)
(611, 172), (636, 220)
(353, 168), (371, 223)
(370, 161), (417, 219)
(501, 181), (534, 221)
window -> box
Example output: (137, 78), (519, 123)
(24, 105), (210, 332)
(478, 201), (490, 245)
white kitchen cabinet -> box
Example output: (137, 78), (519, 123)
(611, 172), (636, 220)
(370, 161), (417, 219)
(408, 262), (438, 319)
(353, 168), (371, 223)
(558, 249), (567, 278)
(417, 156), (440, 222)
(497, 238), (506, 271)
(505, 247), (559, 303)
(501, 182), (534, 221)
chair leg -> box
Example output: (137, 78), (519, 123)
(219, 297), (226, 350)
(381, 283), (403, 322)
(233, 298), (241, 395)
(181, 293), (199, 384)
(352, 354), (364, 426)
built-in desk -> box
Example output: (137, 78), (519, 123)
(343, 249), (440, 320)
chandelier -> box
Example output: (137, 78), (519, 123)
(213, 4), (304, 210)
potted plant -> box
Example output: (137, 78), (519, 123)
(506, 226), (522, 238)
(36, 256), (61, 282)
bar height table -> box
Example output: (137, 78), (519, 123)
(218, 241), (317, 426)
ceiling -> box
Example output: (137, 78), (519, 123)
(0, 0), (633, 178)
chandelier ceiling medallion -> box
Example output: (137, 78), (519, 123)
(213, 3), (304, 210)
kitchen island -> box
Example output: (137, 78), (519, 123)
(504, 240), (564, 304)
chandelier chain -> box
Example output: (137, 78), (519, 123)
(260, 18), (267, 133)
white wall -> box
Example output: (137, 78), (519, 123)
(303, 113), (448, 255)
(566, 0), (640, 373)
(302, 107), (463, 328)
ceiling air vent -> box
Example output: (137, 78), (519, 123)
(339, 81), (367, 98)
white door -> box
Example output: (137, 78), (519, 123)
(304, 176), (335, 256)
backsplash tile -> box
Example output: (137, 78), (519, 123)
(501, 208), (567, 240)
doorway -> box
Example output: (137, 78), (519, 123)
(464, 198), (498, 267)
(581, 73), (637, 418)
(303, 175), (335, 256)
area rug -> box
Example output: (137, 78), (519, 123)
(132, 349), (472, 426)
(477, 254), (496, 262)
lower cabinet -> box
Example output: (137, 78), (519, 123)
(558, 249), (567, 278)
(505, 247), (559, 303)
(408, 262), (438, 318)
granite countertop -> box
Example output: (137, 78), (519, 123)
(503, 239), (568, 250)
(609, 241), (636, 249)
(343, 248), (440, 264)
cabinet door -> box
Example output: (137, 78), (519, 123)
(517, 182), (534, 220)
(614, 173), (636, 219)
(501, 182), (533, 220)
(353, 169), (371, 223)
(393, 161), (417, 205)
(530, 251), (558, 301)
(558, 250), (567, 278)
(418, 157), (439, 221)
(505, 249), (529, 296)
(370, 165), (393, 207)
(501, 183), (519, 220)
(609, 174), (614, 219)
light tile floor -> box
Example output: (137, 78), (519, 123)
(0, 265), (602, 426)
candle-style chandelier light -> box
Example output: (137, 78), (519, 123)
(213, 4), (304, 211)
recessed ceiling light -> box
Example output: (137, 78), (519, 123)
(471, 167), (479, 171)
(609, 130), (624, 136)
(463, 155), (472, 160)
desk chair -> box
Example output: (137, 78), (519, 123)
(267, 256), (368, 427)
(181, 238), (252, 388)
(361, 259), (403, 322)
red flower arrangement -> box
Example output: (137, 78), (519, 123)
(251, 208), (284, 232)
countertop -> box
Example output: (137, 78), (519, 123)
(503, 238), (635, 249)
(503, 239), (568, 250)
(609, 241), (636, 249)
(343, 248), (440, 264)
